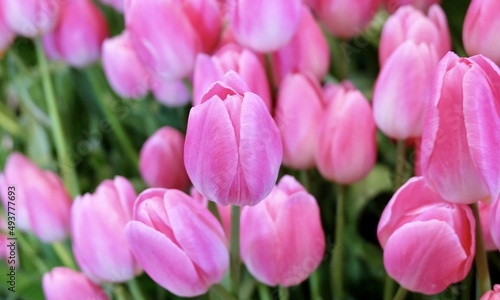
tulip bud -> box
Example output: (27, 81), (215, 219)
(42, 267), (109, 300)
(72, 176), (141, 283)
(463, 0), (500, 65)
(377, 177), (475, 295)
(125, 188), (229, 297)
(2, 0), (62, 37)
(100, 0), (123, 12)
(384, 0), (441, 13)
(185, 71), (283, 206)
(0, 153), (71, 242)
(491, 196), (500, 251)
(275, 73), (325, 170)
(42, 0), (108, 67)
(139, 127), (190, 191)
(379, 4), (450, 66)
(420, 52), (500, 204)
(316, 83), (377, 184)
(227, 0), (302, 53)
(241, 175), (325, 286)
(315, 0), (381, 38)
(373, 41), (438, 139)
(480, 285), (500, 300)
(151, 78), (191, 107)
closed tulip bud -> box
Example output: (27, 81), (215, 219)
(378, 177), (475, 295)
(241, 175), (325, 286)
(100, 0), (123, 12)
(480, 285), (500, 300)
(384, 0), (441, 13)
(185, 71), (282, 206)
(2, 0), (62, 37)
(379, 4), (450, 66)
(463, 0), (500, 65)
(42, 0), (108, 67)
(42, 267), (109, 300)
(181, 0), (223, 54)
(139, 127), (190, 190)
(275, 73), (324, 170)
(228, 0), (302, 53)
(0, 153), (71, 242)
(373, 41), (438, 139)
(420, 52), (500, 204)
(72, 176), (141, 283)
(125, 188), (229, 297)
(479, 201), (497, 251)
(315, 0), (381, 38)
(151, 78), (190, 107)
(316, 84), (377, 184)
(190, 187), (231, 238)
(491, 196), (500, 251)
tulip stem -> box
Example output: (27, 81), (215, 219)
(279, 286), (289, 300)
(230, 205), (241, 295)
(113, 285), (127, 300)
(17, 233), (50, 273)
(392, 286), (407, 300)
(332, 184), (345, 299)
(127, 277), (146, 300)
(258, 284), (272, 300)
(35, 38), (80, 197)
(471, 203), (491, 295)
(309, 269), (322, 300)
(52, 241), (76, 269)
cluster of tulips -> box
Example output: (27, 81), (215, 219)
(0, 0), (500, 299)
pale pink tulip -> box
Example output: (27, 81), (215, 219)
(42, 267), (109, 300)
(480, 285), (500, 300)
(0, 3), (14, 53)
(479, 202), (496, 251)
(2, 0), (62, 37)
(151, 79), (190, 107)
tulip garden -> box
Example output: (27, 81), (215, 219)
(1, 0), (500, 299)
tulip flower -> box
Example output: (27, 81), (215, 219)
(42, 267), (109, 300)
(0, 153), (71, 243)
(271, 7), (330, 83)
(316, 83), (377, 184)
(463, 0), (500, 65)
(100, 0), (123, 12)
(384, 0), (441, 13)
(125, 188), (229, 297)
(315, 0), (381, 38)
(275, 73), (325, 170)
(184, 71), (283, 206)
(378, 177), (475, 295)
(0, 5), (14, 54)
(72, 176), (141, 283)
(420, 52), (500, 204)
(241, 175), (325, 286)
(491, 196), (500, 251)
(479, 201), (497, 251)
(139, 127), (190, 191)
(227, 0), (302, 53)
(2, 0), (62, 37)
(379, 4), (450, 66)
(151, 79), (191, 107)
(480, 285), (500, 300)
(373, 41), (438, 139)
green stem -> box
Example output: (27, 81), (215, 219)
(52, 241), (76, 269)
(471, 203), (491, 295)
(208, 201), (223, 225)
(392, 286), (407, 300)
(230, 205), (241, 295)
(210, 284), (236, 300)
(332, 184), (345, 299)
(258, 284), (272, 300)
(127, 277), (146, 300)
(329, 36), (348, 81)
(113, 285), (127, 300)
(17, 233), (49, 273)
(279, 286), (289, 300)
(0, 108), (23, 138)
(35, 38), (80, 197)
(309, 269), (322, 300)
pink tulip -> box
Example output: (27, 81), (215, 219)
(0, 4), (14, 53)
(190, 187), (231, 238)
(373, 40), (438, 139)
(275, 73), (325, 170)
(151, 79), (191, 107)
(491, 196), (500, 251)
(2, 0), (62, 37)
(316, 83), (377, 184)
(72, 176), (141, 283)
(463, 0), (500, 65)
(420, 52), (500, 204)
(125, 188), (228, 297)
(384, 0), (441, 13)
(139, 127), (190, 191)
(0, 153), (71, 242)
(479, 201), (497, 251)
(184, 71), (283, 206)
(315, 0), (381, 38)
(100, 0), (123, 12)
(241, 175), (325, 286)
(227, 0), (302, 53)
(480, 285), (500, 300)
(378, 177), (475, 295)
(271, 7), (329, 83)
(379, 4), (450, 66)
(42, 267), (109, 300)
(193, 43), (271, 110)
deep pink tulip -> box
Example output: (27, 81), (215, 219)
(480, 285), (500, 300)
(316, 83), (377, 184)
(271, 7), (329, 83)
(463, 0), (500, 65)
(42, 267), (109, 300)
(227, 0), (302, 53)
(315, 0), (381, 38)
(184, 71), (283, 206)
(72, 176), (141, 283)
(275, 73), (325, 170)
(373, 41), (438, 139)
(100, 0), (123, 12)
(2, 0), (62, 37)
(0, 153), (71, 242)
(420, 52), (500, 204)
(378, 177), (475, 295)
(479, 201), (496, 251)
(241, 175), (325, 286)
(491, 196), (500, 251)
(379, 4), (450, 66)
(139, 127), (190, 191)
(193, 43), (271, 110)
(125, 188), (228, 297)
(384, 0), (441, 13)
